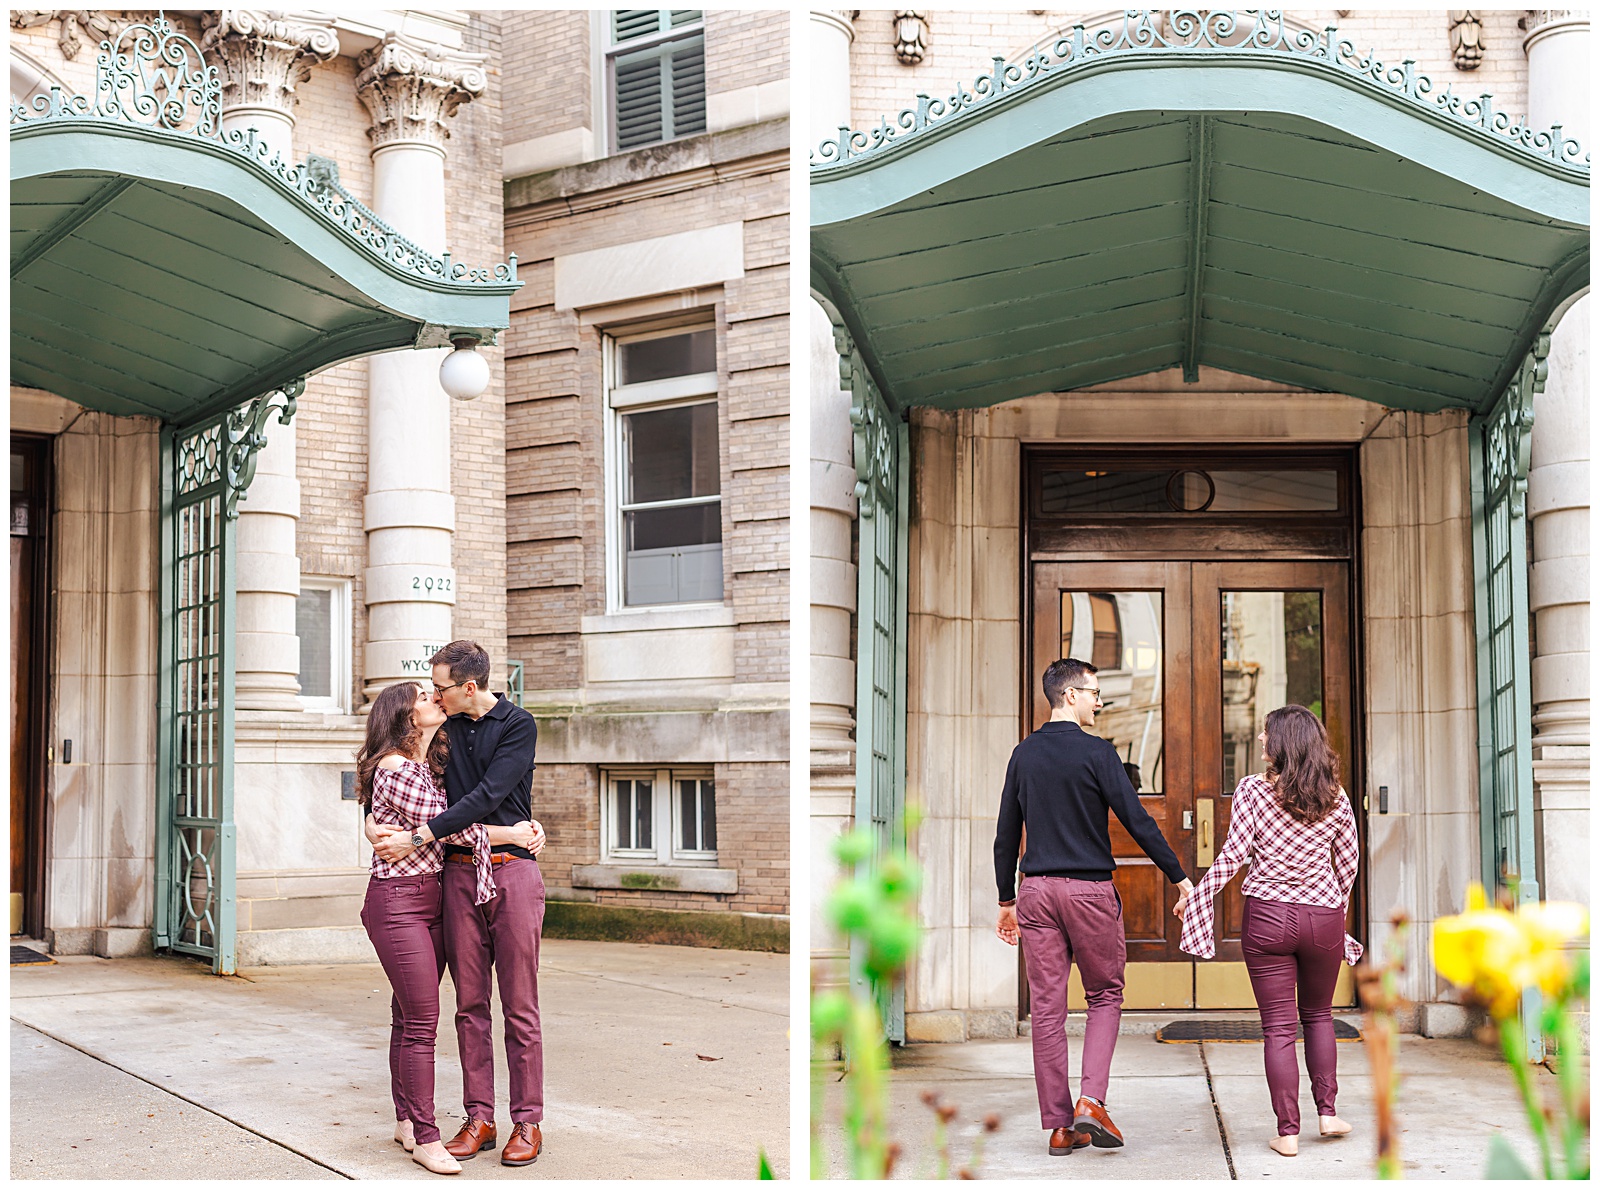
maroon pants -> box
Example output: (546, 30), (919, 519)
(1016, 876), (1126, 1128)
(361, 871), (447, 1145)
(1241, 895), (1345, 1136)
(443, 857), (546, 1124)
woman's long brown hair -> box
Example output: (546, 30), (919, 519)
(1263, 704), (1341, 825)
(354, 681), (449, 807)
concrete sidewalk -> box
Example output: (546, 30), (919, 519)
(816, 1023), (1563, 1180)
(11, 939), (788, 1180)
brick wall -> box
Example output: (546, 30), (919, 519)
(501, 9), (591, 148)
(706, 9), (790, 97)
(847, 9), (1530, 134)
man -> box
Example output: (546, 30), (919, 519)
(994, 657), (1194, 1156)
(369, 640), (545, 1167)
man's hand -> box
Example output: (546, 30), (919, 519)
(364, 814), (404, 847)
(996, 903), (1019, 946)
(1173, 877), (1195, 919)
(373, 829), (417, 864)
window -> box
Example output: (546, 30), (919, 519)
(296, 577), (351, 712)
(608, 325), (723, 608)
(607, 10), (706, 151)
(602, 768), (717, 863)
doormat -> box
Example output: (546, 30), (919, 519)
(1155, 1019), (1362, 1043)
(10, 944), (54, 966)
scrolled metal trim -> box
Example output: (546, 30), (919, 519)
(810, 8), (1590, 175)
(1484, 331), (1549, 517)
(224, 379), (303, 519)
(9, 15), (519, 292)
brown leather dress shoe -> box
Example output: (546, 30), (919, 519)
(1073, 1097), (1125, 1148)
(442, 1118), (497, 1160)
(501, 1121), (542, 1166)
(1048, 1126), (1091, 1155)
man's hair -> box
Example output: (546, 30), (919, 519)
(431, 640), (491, 688)
(1043, 658), (1097, 709)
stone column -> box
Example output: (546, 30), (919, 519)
(1523, 10), (1589, 905)
(201, 11), (338, 710)
(355, 34), (487, 699)
(809, 10), (858, 1002)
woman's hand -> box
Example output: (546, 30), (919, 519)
(505, 819), (548, 857)
(1173, 890), (1192, 919)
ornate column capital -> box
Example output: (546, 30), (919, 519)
(810, 10), (858, 42)
(199, 10), (339, 117)
(1523, 9), (1588, 50)
(355, 32), (487, 152)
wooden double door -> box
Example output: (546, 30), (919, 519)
(1026, 559), (1359, 1009)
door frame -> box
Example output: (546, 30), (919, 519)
(11, 432), (54, 940)
(1018, 446), (1367, 1013)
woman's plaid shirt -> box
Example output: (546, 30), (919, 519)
(369, 758), (496, 905)
(1180, 773), (1363, 964)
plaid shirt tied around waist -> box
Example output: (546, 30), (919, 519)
(1179, 773), (1363, 965)
(369, 759), (496, 905)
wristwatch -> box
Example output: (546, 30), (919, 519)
(410, 832), (425, 849)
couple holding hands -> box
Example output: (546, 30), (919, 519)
(995, 657), (1362, 1159)
(355, 640), (547, 1175)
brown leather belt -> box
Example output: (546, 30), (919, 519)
(445, 852), (523, 866)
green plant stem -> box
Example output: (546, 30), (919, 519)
(1498, 1016), (1555, 1179)
(1555, 1007), (1586, 1178)
(810, 1039), (829, 1178)
(845, 998), (890, 1179)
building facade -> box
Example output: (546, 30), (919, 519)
(808, 9), (1589, 1050)
(499, 9), (791, 944)
(10, 7), (789, 971)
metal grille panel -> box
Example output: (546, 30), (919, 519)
(158, 417), (237, 972)
(1470, 331), (1546, 1061)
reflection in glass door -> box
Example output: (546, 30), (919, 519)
(1220, 591), (1324, 790)
(1062, 591), (1165, 794)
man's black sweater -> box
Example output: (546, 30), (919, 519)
(993, 719), (1187, 902)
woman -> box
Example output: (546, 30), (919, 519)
(1175, 704), (1361, 1157)
(357, 681), (541, 1175)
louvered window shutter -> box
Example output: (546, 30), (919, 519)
(611, 10), (705, 150)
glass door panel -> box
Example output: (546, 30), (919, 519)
(1194, 563), (1355, 987)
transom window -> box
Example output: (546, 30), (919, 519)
(608, 10), (706, 151)
(608, 325), (723, 608)
(602, 767), (717, 863)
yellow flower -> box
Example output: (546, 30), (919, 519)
(1433, 886), (1591, 1018)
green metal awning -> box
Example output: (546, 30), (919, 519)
(10, 16), (519, 425)
(811, 11), (1590, 415)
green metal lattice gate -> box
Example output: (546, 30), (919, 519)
(843, 335), (910, 1043)
(155, 387), (298, 975)
(1469, 332), (1547, 1062)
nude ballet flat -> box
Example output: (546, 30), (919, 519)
(394, 1121), (416, 1152)
(412, 1145), (462, 1175)
(1269, 1135), (1299, 1157)
(1319, 1115), (1353, 1138)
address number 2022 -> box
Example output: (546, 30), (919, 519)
(413, 576), (453, 592)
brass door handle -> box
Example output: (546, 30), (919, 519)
(1196, 798), (1215, 866)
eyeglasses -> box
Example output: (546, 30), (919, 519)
(1068, 686), (1103, 701)
(432, 680), (471, 695)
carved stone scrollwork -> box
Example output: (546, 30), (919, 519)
(893, 11), (928, 65)
(832, 322), (897, 516)
(225, 378), (303, 519)
(1449, 11), (1485, 70)
(199, 10), (339, 116)
(10, 10), (118, 60)
(355, 32), (488, 151)
(1485, 331), (1549, 517)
